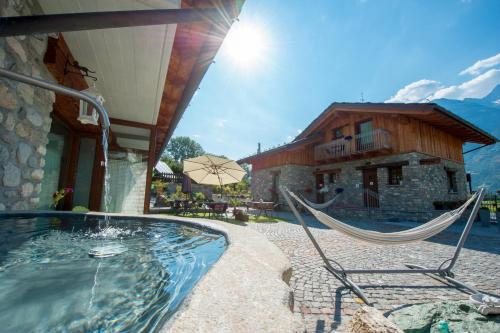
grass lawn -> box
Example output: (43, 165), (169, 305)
(162, 210), (288, 223)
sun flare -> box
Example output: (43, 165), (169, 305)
(223, 23), (268, 69)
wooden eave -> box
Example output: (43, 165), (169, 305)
(154, 0), (244, 162)
(237, 132), (323, 164)
(296, 103), (497, 145)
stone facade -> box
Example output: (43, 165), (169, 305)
(251, 152), (468, 220)
(251, 164), (315, 202)
(0, 0), (55, 210)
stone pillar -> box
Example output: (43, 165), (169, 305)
(0, 0), (56, 210)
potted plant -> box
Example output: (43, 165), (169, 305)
(52, 187), (73, 210)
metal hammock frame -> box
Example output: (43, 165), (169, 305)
(280, 186), (486, 305)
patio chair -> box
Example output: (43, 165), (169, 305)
(280, 186), (487, 305)
(211, 203), (228, 220)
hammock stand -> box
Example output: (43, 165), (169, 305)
(280, 186), (486, 305)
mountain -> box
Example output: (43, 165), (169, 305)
(434, 84), (500, 191)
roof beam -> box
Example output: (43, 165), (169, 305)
(0, 8), (233, 37)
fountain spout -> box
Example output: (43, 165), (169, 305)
(0, 67), (110, 129)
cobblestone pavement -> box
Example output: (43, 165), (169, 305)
(247, 213), (500, 332)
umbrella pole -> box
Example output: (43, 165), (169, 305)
(217, 172), (224, 201)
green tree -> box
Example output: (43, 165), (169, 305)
(165, 136), (205, 162)
(160, 155), (183, 174)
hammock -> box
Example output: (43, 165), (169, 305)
(287, 189), (478, 245)
(280, 185), (486, 305)
(299, 192), (340, 210)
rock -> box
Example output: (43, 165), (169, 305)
(25, 107), (43, 127)
(17, 83), (34, 105)
(3, 112), (16, 131)
(30, 197), (39, 205)
(31, 169), (44, 181)
(17, 142), (31, 164)
(4, 190), (18, 199)
(3, 163), (21, 187)
(33, 183), (42, 194)
(388, 301), (500, 333)
(39, 157), (45, 168)
(15, 122), (30, 138)
(0, 144), (9, 162)
(0, 86), (18, 110)
(6, 37), (27, 62)
(0, 110), (3, 123)
(346, 306), (403, 333)
(12, 201), (28, 211)
(1, 131), (17, 144)
(28, 128), (46, 143)
(21, 182), (33, 197)
(37, 145), (47, 156)
(0, 203), (5, 211)
(28, 155), (39, 168)
(29, 35), (47, 55)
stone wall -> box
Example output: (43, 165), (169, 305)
(0, 0), (55, 210)
(251, 164), (315, 202)
(251, 152), (468, 219)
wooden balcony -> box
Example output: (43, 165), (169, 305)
(314, 129), (391, 161)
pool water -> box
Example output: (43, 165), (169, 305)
(0, 215), (226, 332)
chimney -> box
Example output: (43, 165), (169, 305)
(257, 142), (261, 154)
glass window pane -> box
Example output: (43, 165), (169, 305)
(102, 150), (148, 213)
(73, 138), (96, 208)
(39, 133), (65, 209)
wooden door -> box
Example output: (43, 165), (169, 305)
(362, 169), (379, 208)
(315, 173), (325, 203)
(356, 120), (374, 151)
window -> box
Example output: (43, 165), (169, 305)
(332, 127), (343, 139)
(329, 172), (338, 184)
(447, 170), (458, 193)
(388, 166), (403, 185)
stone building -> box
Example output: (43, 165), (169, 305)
(0, 0), (242, 213)
(239, 103), (497, 219)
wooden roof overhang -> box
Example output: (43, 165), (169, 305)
(154, 0), (244, 162)
(296, 103), (497, 145)
(39, 0), (243, 156)
(237, 131), (323, 164)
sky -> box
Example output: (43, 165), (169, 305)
(172, 0), (500, 160)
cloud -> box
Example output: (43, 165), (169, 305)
(385, 79), (442, 103)
(296, 129), (302, 134)
(286, 135), (294, 142)
(460, 53), (500, 76)
(192, 134), (201, 139)
(430, 69), (500, 100)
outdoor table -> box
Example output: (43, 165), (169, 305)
(248, 201), (275, 217)
(204, 202), (228, 220)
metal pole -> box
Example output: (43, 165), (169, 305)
(0, 67), (110, 129)
(0, 8), (232, 37)
(446, 187), (486, 270)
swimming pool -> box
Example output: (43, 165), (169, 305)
(0, 214), (226, 332)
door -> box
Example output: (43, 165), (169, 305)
(315, 173), (325, 203)
(356, 120), (374, 151)
(362, 169), (379, 208)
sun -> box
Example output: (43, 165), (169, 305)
(223, 22), (268, 69)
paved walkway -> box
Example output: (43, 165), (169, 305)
(247, 212), (500, 332)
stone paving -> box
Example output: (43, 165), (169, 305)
(247, 212), (500, 332)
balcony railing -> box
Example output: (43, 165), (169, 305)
(314, 128), (391, 161)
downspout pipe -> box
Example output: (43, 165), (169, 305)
(0, 67), (110, 129)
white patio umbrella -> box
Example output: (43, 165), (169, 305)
(183, 155), (246, 198)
